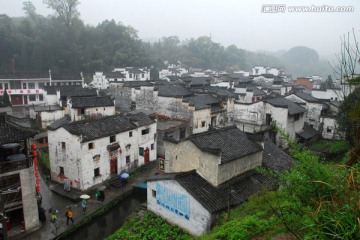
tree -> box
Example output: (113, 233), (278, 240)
(1, 88), (11, 107)
(43, 0), (80, 27)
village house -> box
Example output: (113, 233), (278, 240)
(0, 113), (40, 235)
(155, 84), (194, 118)
(47, 112), (157, 190)
(113, 67), (150, 81)
(91, 71), (127, 89)
(147, 140), (293, 236)
(163, 126), (263, 186)
(285, 90), (325, 131)
(252, 66), (284, 76)
(232, 96), (307, 147)
(29, 105), (64, 129)
(0, 72), (48, 106)
(0, 70), (84, 107)
(320, 101), (344, 140)
(151, 114), (190, 164)
(67, 96), (115, 121)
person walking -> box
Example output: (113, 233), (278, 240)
(95, 191), (100, 202)
(65, 206), (74, 225)
(50, 210), (58, 223)
(81, 199), (87, 213)
(99, 190), (105, 204)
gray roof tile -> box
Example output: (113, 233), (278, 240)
(189, 126), (263, 163)
(157, 84), (193, 97)
(264, 97), (307, 115)
(70, 96), (114, 108)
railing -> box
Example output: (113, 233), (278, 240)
(0, 158), (32, 174)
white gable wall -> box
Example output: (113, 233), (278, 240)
(147, 180), (212, 236)
(39, 110), (65, 129)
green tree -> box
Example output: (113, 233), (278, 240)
(43, 0), (80, 27)
(2, 88), (11, 107)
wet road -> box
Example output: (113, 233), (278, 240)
(24, 175), (79, 240)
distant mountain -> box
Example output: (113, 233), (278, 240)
(279, 46), (330, 78)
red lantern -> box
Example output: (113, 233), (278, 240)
(35, 172), (39, 178)
(119, 148), (122, 154)
(36, 179), (40, 185)
(33, 151), (37, 157)
(34, 165), (38, 171)
(33, 158), (38, 164)
(31, 144), (36, 150)
(36, 186), (40, 192)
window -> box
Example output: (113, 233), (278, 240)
(0, 83), (2, 89)
(110, 135), (116, 143)
(38, 95), (43, 101)
(201, 121), (206, 127)
(94, 168), (100, 177)
(151, 144), (154, 150)
(142, 74), (145, 78)
(327, 127), (332, 133)
(139, 147), (144, 156)
(59, 166), (64, 175)
(152, 189), (156, 198)
(294, 114), (300, 121)
(29, 95), (36, 101)
(126, 156), (130, 164)
(38, 82), (45, 89)
(180, 128), (186, 139)
(309, 124), (314, 129)
(4, 83), (9, 89)
(88, 142), (94, 149)
(129, 74), (133, 78)
(28, 83), (35, 89)
(22, 83), (27, 89)
(129, 131), (133, 137)
(142, 128), (150, 135)
(80, 108), (85, 115)
(61, 142), (66, 150)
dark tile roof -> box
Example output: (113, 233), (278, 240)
(189, 126), (263, 163)
(0, 113), (38, 145)
(182, 94), (220, 110)
(43, 85), (83, 95)
(6, 115), (32, 128)
(272, 76), (284, 84)
(48, 115), (71, 130)
(0, 72), (49, 79)
(157, 85), (193, 97)
(105, 72), (126, 79)
(70, 96), (114, 108)
(60, 88), (97, 98)
(165, 75), (181, 81)
(148, 169), (277, 213)
(294, 91), (320, 103)
(248, 86), (266, 96)
(122, 81), (153, 87)
(52, 112), (154, 143)
(127, 67), (145, 74)
(296, 125), (320, 140)
(33, 105), (63, 112)
(147, 170), (227, 213)
(51, 73), (82, 80)
(125, 112), (156, 127)
(262, 141), (293, 173)
(264, 97), (307, 115)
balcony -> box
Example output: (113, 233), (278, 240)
(0, 156), (32, 174)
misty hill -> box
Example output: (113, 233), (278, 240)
(0, 11), (330, 78)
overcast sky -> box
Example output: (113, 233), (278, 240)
(1, 0), (359, 58)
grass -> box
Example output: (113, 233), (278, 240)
(309, 139), (350, 154)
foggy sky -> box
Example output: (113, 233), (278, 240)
(1, 0), (359, 58)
